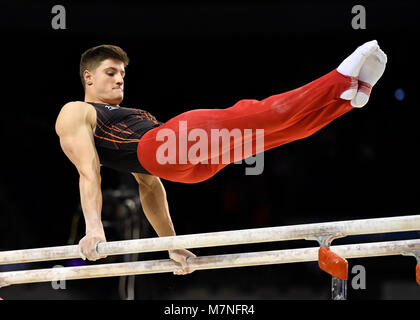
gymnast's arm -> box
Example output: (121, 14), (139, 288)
(132, 173), (196, 274)
(132, 173), (175, 237)
(55, 101), (107, 261)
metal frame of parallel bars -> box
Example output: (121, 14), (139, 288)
(0, 215), (419, 299)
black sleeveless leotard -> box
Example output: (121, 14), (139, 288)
(88, 102), (162, 174)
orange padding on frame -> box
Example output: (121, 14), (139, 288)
(416, 265), (420, 285)
(318, 247), (348, 280)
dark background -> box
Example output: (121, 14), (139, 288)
(0, 0), (419, 300)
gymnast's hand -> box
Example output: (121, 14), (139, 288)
(169, 249), (196, 275)
(78, 231), (108, 261)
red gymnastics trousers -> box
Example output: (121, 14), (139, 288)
(137, 69), (357, 183)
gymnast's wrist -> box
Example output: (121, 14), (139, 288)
(85, 221), (105, 236)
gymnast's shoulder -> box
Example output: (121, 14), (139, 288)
(59, 101), (94, 113)
(55, 101), (96, 134)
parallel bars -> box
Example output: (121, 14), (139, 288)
(0, 214), (419, 295)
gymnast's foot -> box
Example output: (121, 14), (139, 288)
(337, 40), (379, 100)
(350, 47), (387, 108)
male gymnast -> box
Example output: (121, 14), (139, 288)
(55, 40), (387, 275)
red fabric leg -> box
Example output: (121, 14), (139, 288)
(137, 69), (356, 183)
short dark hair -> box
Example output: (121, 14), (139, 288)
(79, 44), (129, 88)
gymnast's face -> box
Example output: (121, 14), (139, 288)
(84, 58), (125, 105)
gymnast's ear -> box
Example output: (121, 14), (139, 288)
(83, 69), (93, 86)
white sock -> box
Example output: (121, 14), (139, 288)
(337, 40), (379, 100)
(351, 48), (387, 108)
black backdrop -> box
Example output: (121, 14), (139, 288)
(0, 1), (419, 300)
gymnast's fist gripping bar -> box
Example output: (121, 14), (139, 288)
(0, 215), (419, 265)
